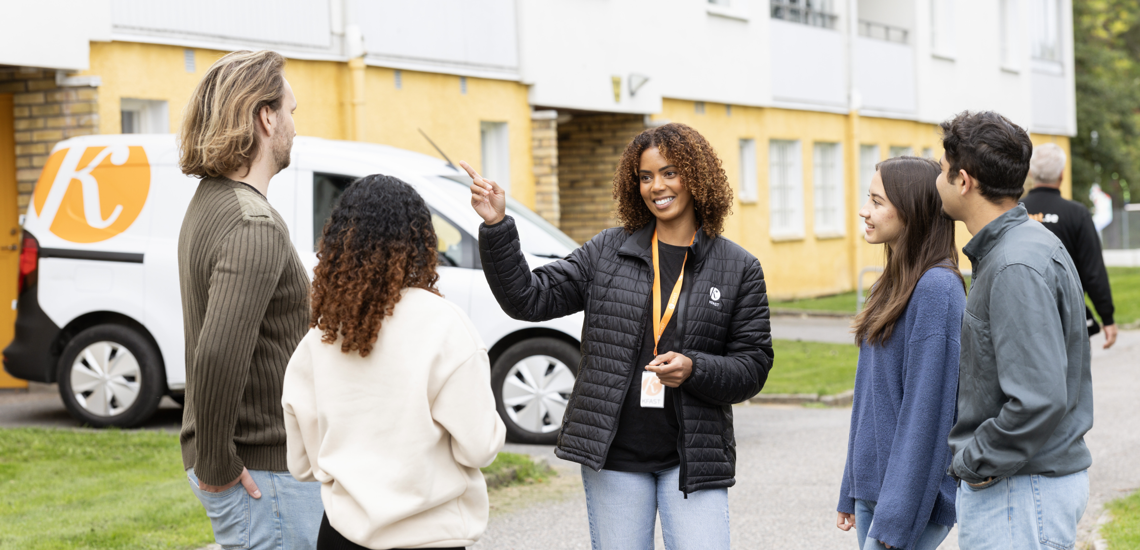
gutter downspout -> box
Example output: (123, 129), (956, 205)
(349, 56), (366, 142)
(845, 0), (862, 293)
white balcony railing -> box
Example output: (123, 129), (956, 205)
(770, 0), (838, 30)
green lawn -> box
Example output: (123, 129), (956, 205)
(0, 428), (546, 550)
(770, 292), (858, 315)
(1103, 489), (1140, 548)
(764, 339), (859, 396)
(1095, 267), (1140, 328)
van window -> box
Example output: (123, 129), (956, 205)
(435, 176), (578, 258)
(312, 173), (475, 268)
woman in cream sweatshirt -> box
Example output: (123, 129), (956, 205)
(282, 174), (507, 550)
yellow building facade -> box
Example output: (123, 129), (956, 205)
(81, 42), (537, 210)
(653, 99), (1072, 300)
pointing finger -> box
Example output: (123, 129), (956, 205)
(458, 161), (482, 181)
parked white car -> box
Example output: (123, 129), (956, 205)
(4, 134), (582, 444)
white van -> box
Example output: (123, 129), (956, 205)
(4, 134), (582, 444)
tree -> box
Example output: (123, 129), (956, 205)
(1072, 0), (1140, 206)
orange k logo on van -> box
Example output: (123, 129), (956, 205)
(32, 146), (150, 243)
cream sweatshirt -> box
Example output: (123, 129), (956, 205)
(282, 288), (507, 549)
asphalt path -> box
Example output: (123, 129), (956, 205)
(2, 325), (1135, 549)
(478, 329), (1139, 549)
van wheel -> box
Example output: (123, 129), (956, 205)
(491, 338), (580, 445)
(57, 325), (165, 428)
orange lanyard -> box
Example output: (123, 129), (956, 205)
(651, 228), (697, 356)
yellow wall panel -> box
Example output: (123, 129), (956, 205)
(84, 42), (536, 208)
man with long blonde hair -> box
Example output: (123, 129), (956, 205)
(177, 49), (321, 549)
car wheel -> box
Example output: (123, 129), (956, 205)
(57, 324), (165, 428)
(491, 337), (580, 445)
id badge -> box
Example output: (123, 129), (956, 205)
(640, 372), (665, 408)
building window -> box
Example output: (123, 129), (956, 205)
(889, 146), (913, 158)
(771, 0), (837, 30)
(858, 20), (909, 44)
(813, 142), (844, 236)
(395, 70), (403, 89)
(183, 49), (196, 73)
(922, 147), (935, 159)
(120, 99), (170, 134)
(739, 139), (758, 203)
(1031, 0), (1062, 62)
(695, 102), (706, 114)
(769, 139), (804, 239)
(460, 76), (468, 94)
(931, 0), (956, 58)
(859, 145), (879, 207)
(480, 121), (510, 193)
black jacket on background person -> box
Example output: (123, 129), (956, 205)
(478, 216), (774, 495)
(1021, 187), (1115, 326)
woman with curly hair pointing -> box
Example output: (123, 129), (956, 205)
(462, 122), (773, 549)
(282, 174), (506, 550)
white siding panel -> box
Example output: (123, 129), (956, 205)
(1031, 70), (1069, 133)
(855, 37), (916, 113)
(769, 20), (846, 107)
(112, 0), (331, 49)
(358, 0), (518, 71)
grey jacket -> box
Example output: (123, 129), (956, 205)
(948, 205), (1093, 486)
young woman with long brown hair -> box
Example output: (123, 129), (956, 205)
(463, 122), (772, 549)
(281, 174), (506, 550)
(835, 157), (966, 550)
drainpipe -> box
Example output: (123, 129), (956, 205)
(345, 21), (366, 142)
(845, 0), (862, 294)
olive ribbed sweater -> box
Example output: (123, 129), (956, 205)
(178, 177), (310, 486)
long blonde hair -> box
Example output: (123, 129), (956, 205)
(178, 50), (286, 178)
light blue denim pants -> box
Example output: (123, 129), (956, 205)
(187, 467), (323, 550)
(854, 499), (950, 550)
(956, 470), (1089, 550)
(580, 465), (729, 550)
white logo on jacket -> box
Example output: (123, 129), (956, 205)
(710, 287), (721, 301)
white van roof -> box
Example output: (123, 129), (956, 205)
(53, 134), (459, 177)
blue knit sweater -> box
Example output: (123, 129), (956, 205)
(838, 267), (965, 550)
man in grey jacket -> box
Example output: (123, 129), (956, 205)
(937, 111), (1092, 550)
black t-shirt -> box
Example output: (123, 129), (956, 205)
(603, 241), (688, 472)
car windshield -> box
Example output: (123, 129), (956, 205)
(434, 176), (579, 258)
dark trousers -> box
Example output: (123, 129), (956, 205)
(317, 513), (466, 550)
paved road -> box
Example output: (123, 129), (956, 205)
(770, 313), (854, 345)
(479, 330), (1139, 549)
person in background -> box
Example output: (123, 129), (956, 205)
(464, 122), (773, 549)
(1020, 142), (1117, 348)
(835, 157), (965, 550)
(283, 174), (506, 550)
(937, 111), (1092, 550)
(177, 49), (322, 549)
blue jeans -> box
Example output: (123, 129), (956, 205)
(580, 465), (729, 550)
(956, 470), (1089, 550)
(188, 467), (323, 550)
(854, 499), (950, 550)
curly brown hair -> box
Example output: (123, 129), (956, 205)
(310, 174), (441, 357)
(612, 123), (734, 237)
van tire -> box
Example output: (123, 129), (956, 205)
(57, 324), (165, 428)
(491, 337), (580, 445)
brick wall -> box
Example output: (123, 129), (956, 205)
(0, 69), (99, 214)
(556, 113), (646, 244)
(531, 110), (559, 227)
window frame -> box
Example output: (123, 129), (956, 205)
(480, 121), (510, 194)
(768, 139), (805, 241)
(739, 138), (758, 204)
(812, 141), (845, 238)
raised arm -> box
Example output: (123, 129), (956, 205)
(462, 160), (595, 321)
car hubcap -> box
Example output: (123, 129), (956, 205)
(501, 355), (575, 434)
(69, 341), (141, 417)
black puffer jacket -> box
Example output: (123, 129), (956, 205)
(479, 217), (773, 494)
